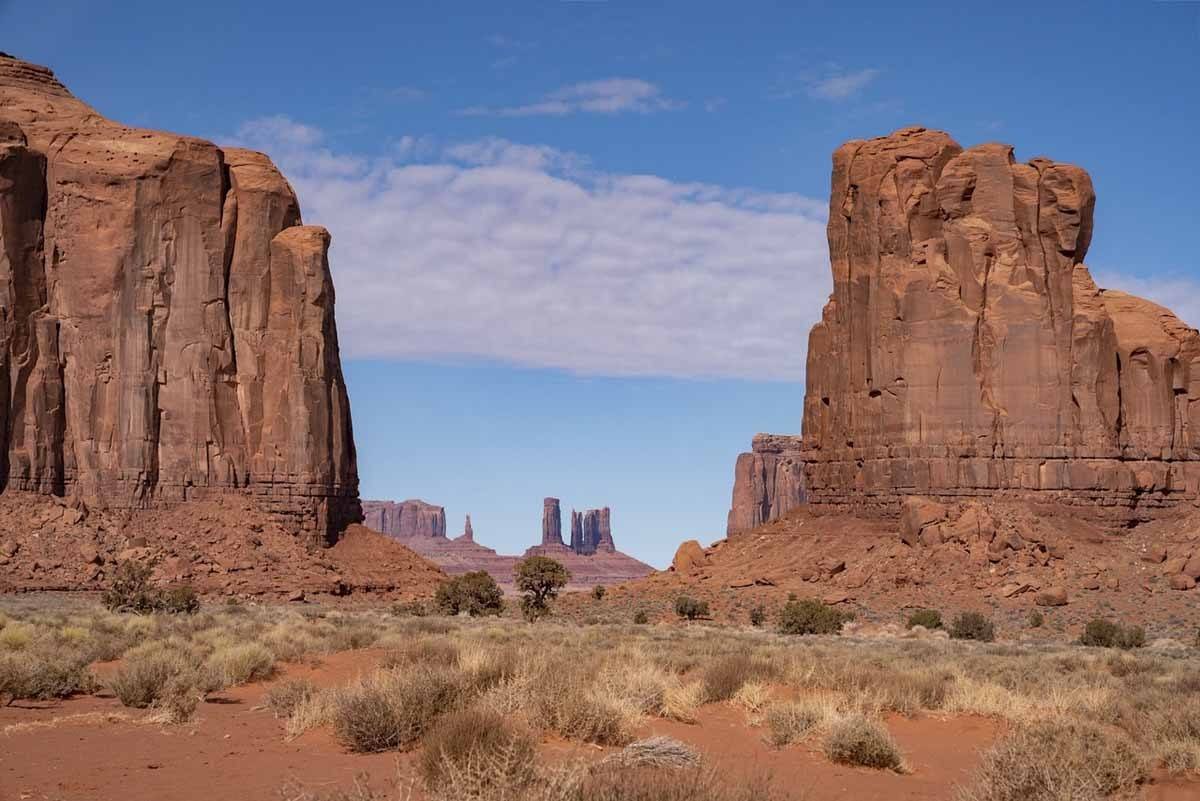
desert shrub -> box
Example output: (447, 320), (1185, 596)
(390, 601), (428, 617)
(0, 621), (34, 650)
(0, 648), (98, 704)
(1027, 610), (1044, 628)
(333, 665), (467, 752)
(765, 700), (824, 747)
(778, 598), (850, 636)
(265, 679), (317, 719)
(949, 612), (996, 642)
(822, 713), (903, 770)
(749, 605), (766, 627)
(674, 596), (709, 621)
(156, 674), (203, 724)
(205, 642), (275, 686)
(110, 648), (194, 708)
(419, 706), (537, 791)
(957, 718), (1145, 801)
(592, 585), (607, 601)
(906, 609), (943, 630)
(1079, 619), (1145, 649)
(380, 638), (459, 669)
(633, 609), (649, 625)
(435, 572), (504, 618)
(102, 561), (199, 615)
(701, 653), (774, 702)
(579, 766), (788, 801)
(515, 556), (571, 621)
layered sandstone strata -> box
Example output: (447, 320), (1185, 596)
(730, 127), (1200, 533)
(362, 499), (447, 539)
(0, 54), (358, 544)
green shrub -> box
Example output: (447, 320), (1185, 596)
(102, 560), (200, 615)
(0, 648), (99, 705)
(674, 596), (709, 621)
(592, 585), (607, 601)
(1079, 619), (1145, 649)
(435, 572), (504, 617)
(906, 609), (942, 630)
(633, 609), (649, 625)
(949, 612), (996, 642)
(749, 606), (766, 627)
(1027, 610), (1044, 629)
(111, 650), (192, 708)
(778, 598), (850, 635)
(515, 556), (571, 621)
(419, 705), (536, 791)
(823, 714), (903, 770)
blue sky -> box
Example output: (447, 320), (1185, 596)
(4, 1), (1198, 566)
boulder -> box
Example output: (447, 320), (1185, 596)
(899, 497), (947, 546)
(1169, 574), (1196, 591)
(1182, 555), (1200, 580)
(1035, 587), (1070, 606)
(671, 540), (708, 573)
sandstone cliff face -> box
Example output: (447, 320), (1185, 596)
(362, 499), (446, 539)
(0, 55), (358, 544)
(730, 126), (1200, 533)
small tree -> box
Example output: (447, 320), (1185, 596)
(1079, 618), (1145, 649)
(514, 556), (570, 621)
(674, 596), (709, 620)
(906, 609), (943, 630)
(778, 598), (851, 635)
(949, 611), (996, 642)
(435, 571), (504, 617)
(749, 605), (766, 627)
(591, 585), (607, 601)
(102, 560), (199, 615)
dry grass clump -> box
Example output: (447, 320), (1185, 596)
(419, 706), (537, 792)
(579, 766), (792, 801)
(661, 681), (705, 723)
(822, 713), (904, 771)
(957, 718), (1145, 801)
(731, 680), (771, 715)
(701, 653), (775, 703)
(205, 642), (275, 686)
(333, 665), (468, 753)
(266, 679), (318, 719)
(764, 699), (829, 747)
(110, 643), (201, 708)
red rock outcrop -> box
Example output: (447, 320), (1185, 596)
(0, 54), (358, 545)
(362, 499), (447, 539)
(730, 126), (1200, 532)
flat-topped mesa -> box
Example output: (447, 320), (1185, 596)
(362, 500), (447, 539)
(0, 54), (359, 545)
(729, 126), (1200, 533)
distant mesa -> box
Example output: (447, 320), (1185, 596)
(362, 496), (652, 589)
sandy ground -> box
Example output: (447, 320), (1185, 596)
(2, 648), (1197, 801)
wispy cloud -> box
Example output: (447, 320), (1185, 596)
(460, 78), (685, 117)
(806, 67), (881, 100)
(1091, 269), (1200, 329)
(771, 65), (883, 102)
(228, 119), (830, 381)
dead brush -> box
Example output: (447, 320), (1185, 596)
(599, 736), (701, 770)
(420, 706), (537, 793)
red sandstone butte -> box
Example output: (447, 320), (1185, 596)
(729, 126), (1200, 534)
(0, 53), (359, 545)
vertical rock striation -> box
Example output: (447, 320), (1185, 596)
(730, 126), (1200, 533)
(0, 54), (359, 544)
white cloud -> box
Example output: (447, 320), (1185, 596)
(228, 120), (831, 381)
(1091, 269), (1200, 330)
(461, 78), (685, 117)
(807, 68), (881, 100)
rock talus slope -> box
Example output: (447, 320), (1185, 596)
(0, 54), (359, 545)
(730, 127), (1200, 533)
